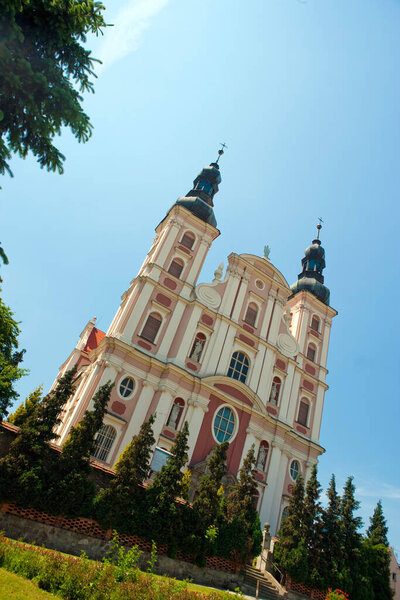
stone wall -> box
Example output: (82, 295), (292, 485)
(0, 505), (243, 591)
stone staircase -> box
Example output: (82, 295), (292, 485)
(243, 565), (285, 599)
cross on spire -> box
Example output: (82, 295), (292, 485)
(216, 142), (227, 163)
(316, 217), (324, 240)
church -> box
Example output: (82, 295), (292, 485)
(52, 149), (337, 536)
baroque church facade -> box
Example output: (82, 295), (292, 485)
(53, 153), (337, 535)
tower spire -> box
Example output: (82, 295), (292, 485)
(316, 217), (323, 240)
(216, 143), (227, 164)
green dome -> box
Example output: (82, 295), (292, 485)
(290, 237), (331, 305)
(290, 277), (330, 305)
(174, 196), (217, 227)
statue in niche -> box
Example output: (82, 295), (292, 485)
(189, 335), (205, 362)
(269, 382), (278, 405)
(256, 444), (267, 470)
(167, 403), (180, 429)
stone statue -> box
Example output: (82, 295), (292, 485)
(190, 339), (204, 362)
(263, 245), (271, 260)
(257, 444), (267, 470)
(168, 403), (180, 429)
(269, 383), (277, 405)
(213, 262), (224, 282)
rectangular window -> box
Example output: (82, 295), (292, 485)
(168, 260), (184, 278)
(141, 315), (161, 343)
(298, 401), (309, 426)
(244, 306), (257, 327)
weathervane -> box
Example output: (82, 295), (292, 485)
(216, 142), (227, 163)
(316, 217), (324, 240)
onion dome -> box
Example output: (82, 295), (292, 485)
(169, 146), (225, 228)
(290, 224), (330, 305)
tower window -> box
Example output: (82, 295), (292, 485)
(244, 302), (258, 327)
(119, 376), (135, 398)
(166, 398), (185, 430)
(196, 180), (214, 195)
(289, 459), (301, 481)
(307, 343), (316, 362)
(311, 315), (320, 332)
(269, 376), (281, 406)
(227, 351), (249, 384)
(297, 399), (310, 427)
(181, 232), (195, 250)
(189, 332), (206, 362)
(92, 425), (116, 462)
(213, 405), (236, 442)
(168, 258), (184, 279)
(141, 312), (162, 343)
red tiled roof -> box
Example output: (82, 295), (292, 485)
(83, 328), (106, 354)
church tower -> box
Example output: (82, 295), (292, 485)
(53, 153), (337, 536)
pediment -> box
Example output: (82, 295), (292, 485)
(202, 375), (267, 415)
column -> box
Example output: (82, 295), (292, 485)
(319, 319), (332, 368)
(238, 426), (262, 470)
(175, 305), (203, 364)
(118, 380), (157, 450)
(282, 368), (301, 424)
(268, 448), (290, 536)
(267, 295), (285, 346)
(119, 281), (154, 342)
(158, 301), (186, 359)
(185, 398), (208, 463)
(311, 385), (325, 442)
(152, 386), (175, 444)
(186, 237), (212, 287)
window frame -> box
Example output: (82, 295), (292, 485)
(188, 331), (207, 363)
(180, 231), (196, 250)
(227, 351), (250, 384)
(310, 314), (321, 332)
(166, 397), (185, 430)
(118, 376), (136, 400)
(167, 257), (185, 279)
(212, 403), (239, 444)
(140, 311), (163, 344)
(306, 342), (317, 362)
(92, 424), (117, 463)
(297, 398), (310, 427)
(244, 302), (259, 327)
(289, 459), (301, 482)
(269, 376), (282, 406)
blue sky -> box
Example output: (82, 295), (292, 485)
(1, 0), (399, 553)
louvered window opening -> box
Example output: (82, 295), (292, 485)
(168, 260), (184, 278)
(141, 314), (162, 343)
(181, 233), (195, 249)
(244, 305), (258, 327)
(298, 401), (309, 426)
(92, 425), (116, 462)
(307, 345), (316, 361)
(311, 316), (320, 331)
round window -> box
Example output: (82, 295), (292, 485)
(255, 279), (264, 290)
(289, 459), (300, 481)
(213, 406), (236, 443)
(119, 377), (135, 398)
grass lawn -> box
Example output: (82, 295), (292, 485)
(0, 568), (59, 600)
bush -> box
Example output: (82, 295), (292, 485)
(326, 589), (350, 600)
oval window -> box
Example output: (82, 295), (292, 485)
(119, 377), (135, 398)
(213, 406), (236, 443)
(289, 459), (300, 481)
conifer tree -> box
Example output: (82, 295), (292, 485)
(146, 421), (189, 548)
(363, 500), (392, 600)
(8, 385), (43, 427)
(0, 367), (76, 507)
(321, 474), (342, 589)
(193, 442), (229, 532)
(367, 500), (389, 546)
(48, 381), (113, 516)
(95, 414), (156, 532)
(338, 476), (363, 597)
(303, 464), (324, 588)
(274, 474), (308, 583)
(0, 291), (27, 422)
(224, 444), (262, 563)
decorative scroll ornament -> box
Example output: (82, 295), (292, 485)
(276, 309), (300, 358)
(195, 283), (222, 309)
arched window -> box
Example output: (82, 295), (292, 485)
(244, 302), (258, 327)
(189, 332), (206, 362)
(256, 441), (269, 471)
(213, 405), (236, 442)
(269, 376), (281, 406)
(280, 506), (290, 527)
(166, 397), (185, 430)
(196, 180), (214, 195)
(181, 231), (195, 250)
(92, 425), (116, 462)
(297, 398), (310, 427)
(141, 312), (162, 343)
(227, 351), (249, 384)
(307, 343), (316, 362)
(168, 258), (184, 279)
(311, 315), (320, 332)
(289, 459), (301, 481)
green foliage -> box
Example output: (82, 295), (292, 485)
(0, 367), (76, 508)
(193, 442), (229, 534)
(0, 0), (107, 179)
(146, 422), (189, 548)
(367, 500), (389, 546)
(224, 444), (262, 564)
(8, 385), (43, 427)
(48, 380), (113, 516)
(338, 477), (363, 597)
(320, 475), (342, 590)
(95, 415), (155, 533)
(303, 464), (324, 589)
(325, 590), (350, 600)
(274, 474), (308, 582)
(0, 290), (27, 421)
